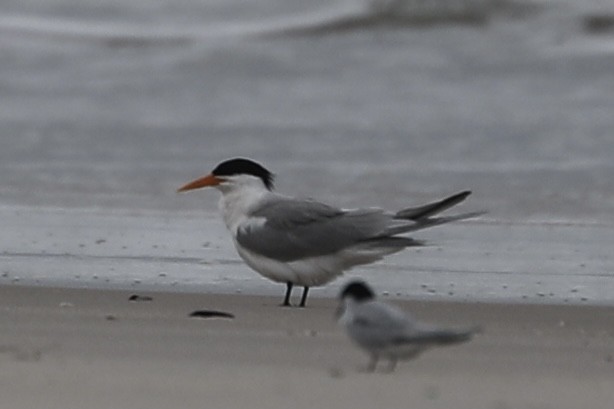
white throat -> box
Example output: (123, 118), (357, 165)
(338, 298), (360, 326)
(216, 177), (269, 234)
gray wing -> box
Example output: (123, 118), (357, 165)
(348, 301), (417, 349)
(236, 196), (415, 262)
(393, 325), (476, 346)
(351, 301), (475, 349)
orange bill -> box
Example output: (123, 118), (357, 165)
(177, 174), (221, 192)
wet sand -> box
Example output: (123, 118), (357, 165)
(1, 284), (613, 409)
(2, 206), (613, 304)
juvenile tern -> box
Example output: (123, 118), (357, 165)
(178, 158), (482, 307)
(338, 280), (478, 372)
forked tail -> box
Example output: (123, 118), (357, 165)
(393, 191), (486, 233)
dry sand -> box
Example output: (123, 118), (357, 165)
(1, 284), (613, 409)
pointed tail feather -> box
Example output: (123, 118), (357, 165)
(428, 329), (475, 345)
(386, 210), (487, 236)
(412, 210), (487, 230)
(361, 236), (424, 249)
(403, 326), (480, 346)
(395, 191), (472, 220)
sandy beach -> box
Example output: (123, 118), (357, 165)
(1, 284), (613, 409)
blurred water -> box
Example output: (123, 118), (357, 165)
(1, 0), (613, 301)
(1, 0), (613, 221)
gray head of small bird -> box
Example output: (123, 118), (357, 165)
(177, 157), (275, 192)
(340, 280), (376, 302)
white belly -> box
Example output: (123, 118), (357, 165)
(234, 241), (346, 287)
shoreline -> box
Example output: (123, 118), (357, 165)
(2, 279), (614, 307)
(2, 205), (613, 306)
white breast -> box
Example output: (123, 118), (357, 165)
(218, 185), (267, 235)
(234, 240), (346, 287)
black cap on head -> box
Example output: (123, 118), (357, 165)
(340, 280), (375, 302)
(212, 158), (275, 190)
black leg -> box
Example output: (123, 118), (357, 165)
(365, 354), (378, 373)
(299, 286), (310, 308)
(385, 358), (398, 373)
(281, 282), (293, 307)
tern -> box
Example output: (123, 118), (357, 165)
(178, 158), (482, 307)
(338, 280), (478, 372)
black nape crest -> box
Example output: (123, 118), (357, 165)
(212, 158), (275, 190)
(340, 280), (375, 302)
